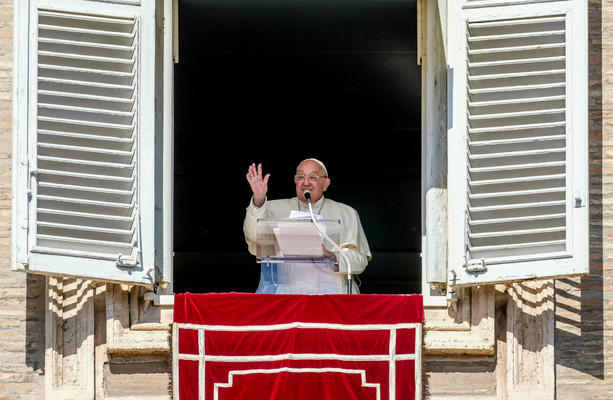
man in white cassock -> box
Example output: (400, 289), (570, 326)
(244, 158), (371, 294)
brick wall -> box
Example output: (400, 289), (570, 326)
(0, 0), (46, 399)
(423, 356), (496, 398)
(104, 356), (171, 398)
(554, 0), (613, 397)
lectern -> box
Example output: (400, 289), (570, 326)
(255, 218), (342, 294)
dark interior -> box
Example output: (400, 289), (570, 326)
(173, 0), (422, 294)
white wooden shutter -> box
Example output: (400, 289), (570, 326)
(447, 0), (588, 287)
(13, 0), (157, 284)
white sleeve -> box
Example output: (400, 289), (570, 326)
(243, 197), (267, 255)
(335, 246), (369, 275)
(335, 206), (371, 275)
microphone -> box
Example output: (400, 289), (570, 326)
(304, 190), (312, 203)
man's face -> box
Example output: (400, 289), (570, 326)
(295, 160), (330, 204)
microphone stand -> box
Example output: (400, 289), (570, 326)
(304, 191), (352, 294)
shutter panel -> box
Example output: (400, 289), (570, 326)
(447, 1), (588, 287)
(13, 0), (157, 285)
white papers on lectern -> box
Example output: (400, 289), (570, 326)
(273, 220), (325, 257)
(288, 210), (325, 220)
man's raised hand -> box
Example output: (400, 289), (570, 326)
(246, 163), (270, 207)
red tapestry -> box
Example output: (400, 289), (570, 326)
(173, 293), (423, 400)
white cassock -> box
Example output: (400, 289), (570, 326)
(244, 196), (372, 294)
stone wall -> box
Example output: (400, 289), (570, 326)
(0, 0), (46, 398)
(554, 0), (613, 397)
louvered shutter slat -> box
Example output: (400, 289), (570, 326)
(469, 161), (565, 176)
(39, 105), (135, 126)
(37, 235), (133, 255)
(38, 131), (133, 152)
(37, 169), (134, 190)
(469, 108), (565, 121)
(470, 134), (565, 147)
(38, 222), (134, 243)
(469, 122), (565, 136)
(468, 241), (567, 260)
(469, 187), (565, 202)
(471, 79), (566, 96)
(38, 142), (134, 162)
(470, 212), (566, 226)
(38, 52), (136, 72)
(464, 16), (565, 30)
(469, 96), (567, 112)
(39, 91), (134, 111)
(470, 225), (565, 239)
(38, 76), (135, 93)
(39, 40), (136, 62)
(37, 195), (134, 216)
(470, 199), (565, 212)
(39, 66), (135, 87)
(470, 216), (566, 237)
(38, 10), (137, 28)
(469, 147), (565, 159)
(38, 116), (134, 131)
(38, 182), (134, 203)
(469, 174), (565, 190)
(38, 158), (135, 178)
(38, 208), (133, 230)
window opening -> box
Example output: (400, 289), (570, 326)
(172, 0), (421, 294)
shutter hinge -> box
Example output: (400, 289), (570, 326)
(466, 258), (487, 273)
(116, 254), (138, 268)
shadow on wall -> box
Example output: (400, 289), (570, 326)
(26, 274), (46, 373)
(26, 276), (99, 375)
(554, 0), (604, 381)
(555, 276), (604, 380)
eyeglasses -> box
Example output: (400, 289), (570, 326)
(295, 174), (328, 184)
